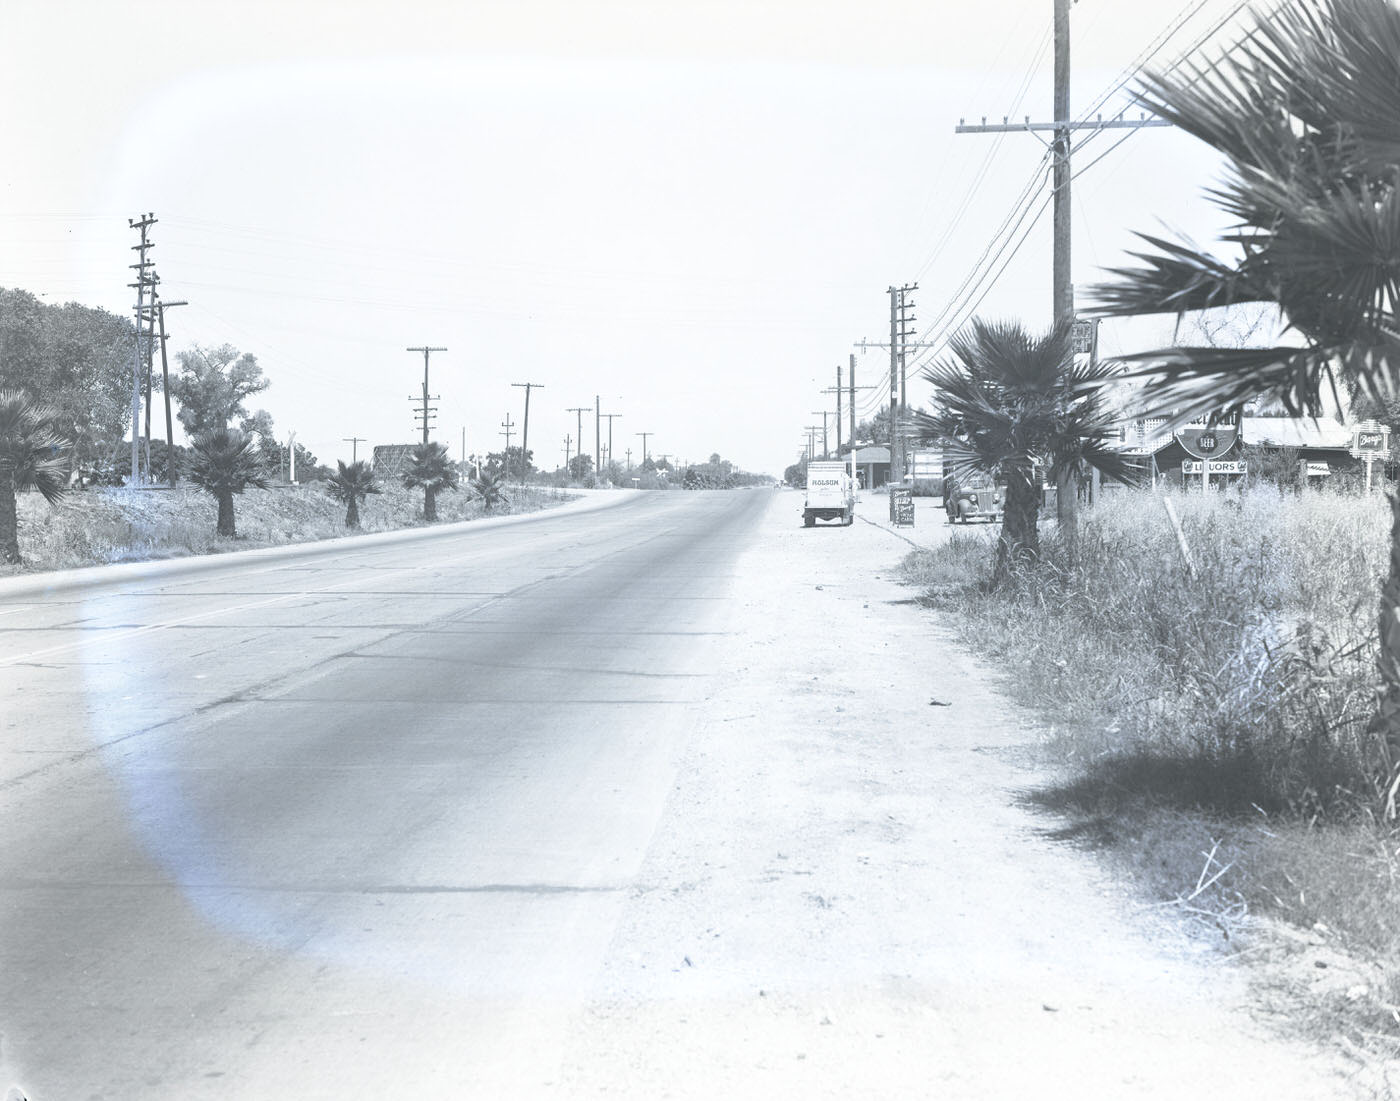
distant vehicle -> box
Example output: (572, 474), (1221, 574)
(802, 461), (855, 528)
(944, 471), (1003, 524)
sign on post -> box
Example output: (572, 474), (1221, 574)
(1350, 421), (1391, 494)
(889, 486), (915, 527)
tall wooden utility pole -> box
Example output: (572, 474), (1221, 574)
(601, 413), (622, 477)
(636, 432), (652, 466)
(811, 411), (831, 459)
(1052, 0), (1072, 323)
(407, 346), (446, 443)
(822, 366), (844, 455)
(511, 381), (543, 484)
(887, 283), (917, 483)
(955, 0), (1169, 324)
(567, 406), (590, 472)
(128, 214), (157, 487)
(594, 396), (602, 477)
(343, 436), (365, 463)
(154, 298), (186, 488)
(500, 414), (515, 455)
(849, 353), (856, 451)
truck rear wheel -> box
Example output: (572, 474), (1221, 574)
(803, 512), (815, 528)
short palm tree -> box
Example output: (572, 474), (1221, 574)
(470, 467), (506, 511)
(401, 442), (459, 522)
(1088, 0), (1400, 812)
(0, 391), (69, 565)
(912, 320), (1136, 585)
(325, 459), (379, 528)
(186, 427), (268, 537)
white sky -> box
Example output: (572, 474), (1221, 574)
(0, 0), (1252, 475)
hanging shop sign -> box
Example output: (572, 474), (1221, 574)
(1174, 417), (1240, 460)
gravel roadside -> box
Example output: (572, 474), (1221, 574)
(552, 488), (1357, 1099)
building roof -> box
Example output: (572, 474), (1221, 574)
(851, 445), (890, 463)
(1241, 416), (1353, 450)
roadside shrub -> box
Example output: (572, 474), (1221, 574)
(906, 486), (1387, 816)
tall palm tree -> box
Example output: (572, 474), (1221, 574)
(401, 442), (459, 522)
(1088, 0), (1400, 813)
(186, 427), (268, 537)
(325, 459), (379, 528)
(913, 320), (1136, 585)
(0, 391), (69, 565)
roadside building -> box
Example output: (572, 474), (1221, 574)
(848, 445), (891, 489)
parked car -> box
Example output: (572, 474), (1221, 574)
(944, 472), (1004, 524)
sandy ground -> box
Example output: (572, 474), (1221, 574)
(551, 489), (1364, 1099)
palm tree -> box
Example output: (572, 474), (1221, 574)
(1088, 0), (1400, 812)
(912, 320), (1136, 585)
(0, 391), (69, 565)
(471, 467), (506, 511)
(401, 442), (459, 522)
(186, 427), (268, 537)
(325, 459), (379, 528)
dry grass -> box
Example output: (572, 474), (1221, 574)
(902, 486), (1400, 1060)
(3, 480), (573, 575)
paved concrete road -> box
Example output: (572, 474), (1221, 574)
(0, 490), (768, 1099)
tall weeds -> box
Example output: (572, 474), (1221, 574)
(906, 487), (1388, 818)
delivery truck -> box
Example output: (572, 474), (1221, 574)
(803, 460), (855, 527)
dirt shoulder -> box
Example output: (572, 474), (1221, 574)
(553, 489), (1364, 1099)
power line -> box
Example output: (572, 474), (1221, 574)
(908, 1), (1259, 380)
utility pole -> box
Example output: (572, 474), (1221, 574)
(601, 413), (621, 479)
(343, 436), (365, 463)
(500, 414), (515, 472)
(811, 411), (831, 459)
(888, 283), (917, 483)
(406, 346), (446, 443)
(636, 432), (652, 466)
(154, 297), (186, 487)
(564, 434), (572, 472)
(566, 407), (589, 472)
(127, 214), (157, 487)
(595, 395), (601, 477)
(954, 0), (1169, 323)
(625, 447), (633, 471)
(821, 365), (843, 455)
(849, 353), (856, 450)
(511, 381), (543, 485)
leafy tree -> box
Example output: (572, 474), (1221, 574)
(913, 320), (1135, 584)
(483, 446), (534, 482)
(1088, 0), (1400, 813)
(402, 441), (459, 521)
(325, 460), (379, 528)
(471, 467), (506, 511)
(853, 406), (895, 447)
(0, 288), (135, 475)
(783, 461), (807, 488)
(171, 344), (270, 436)
(567, 453), (593, 481)
(0, 391), (69, 565)
(186, 428), (268, 537)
